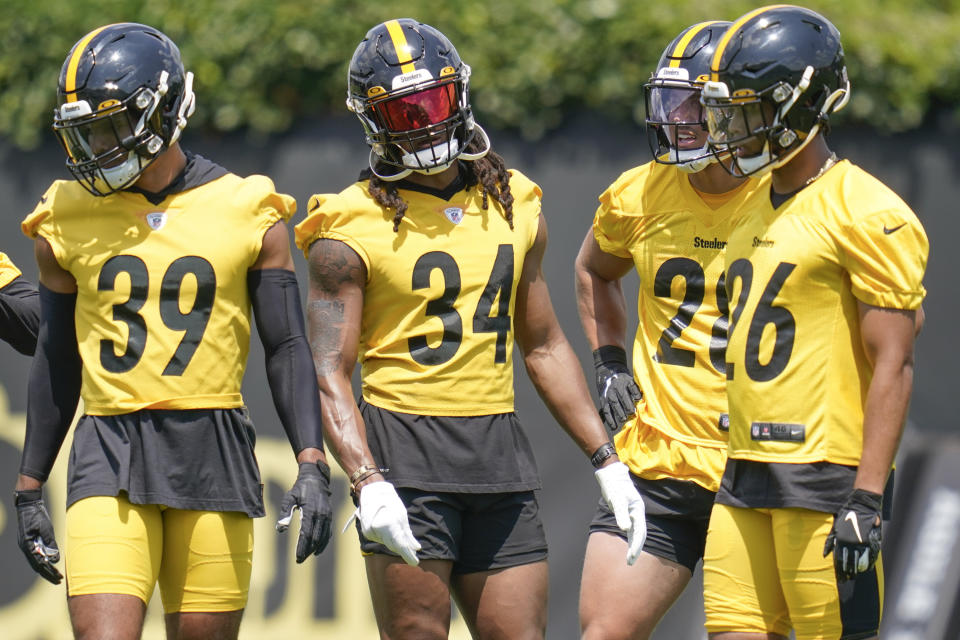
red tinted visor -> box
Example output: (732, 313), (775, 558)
(375, 83), (457, 132)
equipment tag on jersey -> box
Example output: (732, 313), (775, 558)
(146, 212), (168, 230)
(444, 207), (464, 224)
(750, 421), (806, 442)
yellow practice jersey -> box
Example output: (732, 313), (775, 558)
(594, 161), (766, 487)
(724, 160), (928, 465)
(295, 171), (541, 416)
(22, 172), (294, 415)
(0, 252), (22, 288)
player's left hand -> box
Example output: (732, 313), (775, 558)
(823, 488), (883, 581)
(277, 460), (333, 563)
(14, 488), (63, 585)
(594, 461), (647, 565)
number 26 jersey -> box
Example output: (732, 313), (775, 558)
(294, 170), (541, 416)
(724, 159), (928, 465)
(22, 158), (294, 415)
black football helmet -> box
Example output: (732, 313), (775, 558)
(644, 21), (731, 173)
(347, 18), (490, 181)
(53, 23), (196, 196)
(700, 5), (850, 176)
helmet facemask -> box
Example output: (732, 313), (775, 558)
(349, 65), (489, 181)
(645, 71), (715, 173)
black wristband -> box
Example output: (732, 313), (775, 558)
(14, 489), (42, 505)
(593, 345), (629, 369)
(590, 442), (618, 469)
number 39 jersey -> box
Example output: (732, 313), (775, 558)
(724, 160), (928, 466)
(593, 161), (766, 487)
(294, 171), (541, 416)
(22, 160), (294, 415)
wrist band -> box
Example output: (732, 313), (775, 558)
(349, 464), (384, 491)
(590, 442), (618, 469)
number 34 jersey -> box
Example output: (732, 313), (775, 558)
(724, 159), (928, 466)
(294, 171), (541, 416)
(593, 162), (766, 476)
(22, 158), (294, 415)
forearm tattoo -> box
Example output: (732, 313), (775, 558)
(308, 299), (345, 376)
(307, 240), (365, 376)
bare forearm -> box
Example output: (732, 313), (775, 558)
(575, 265), (629, 351)
(856, 358), (914, 494)
(524, 336), (611, 458)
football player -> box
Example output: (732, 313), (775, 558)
(0, 252), (39, 355)
(575, 21), (770, 640)
(14, 23), (333, 640)
(294, 18), (645, 639)
(699, 6), (928, 639)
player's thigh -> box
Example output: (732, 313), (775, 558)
(702, 503), (790, 637)
(772, 508), (882, 640)
(580, 531), (691, 640)
(365, 554), (455, 640)
(164, 609), (245, 640)
(66, 494), (163, 603)
(451, 559), (548, 640)
(157, 508), (253, 614)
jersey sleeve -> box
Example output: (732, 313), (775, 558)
(21, 183), (70, 269)
(592, 179), (636, 259)
(505, 170), (543, 251)
(0, 252), (22, 289)
(294, 190), (373, 276)
(837, 208), (928, 310)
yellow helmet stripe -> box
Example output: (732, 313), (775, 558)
(710, 5), (790, 80)
(668, 21), (722, 68)
(384, 20), (417, 74)
(64, 25), (110, 102)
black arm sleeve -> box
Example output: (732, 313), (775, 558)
(248, 268), (324, 455)
(19, 285), (82, 481)
(0, 276), (40, 355)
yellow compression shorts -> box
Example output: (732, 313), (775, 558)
(702, 502), (883, 639)
(65, 494), (254, 613)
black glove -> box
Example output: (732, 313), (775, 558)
(14, 488), (63, 584)
(276, 460), (334, 563)
(823, 488), (883, 581)
(593, 346), (642, 434)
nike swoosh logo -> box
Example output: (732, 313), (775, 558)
(844, 510), (863, 543)
(883, 223), (906, 235)
(39, 195), (47, 204)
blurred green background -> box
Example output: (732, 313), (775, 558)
(3, 0), (959, 149)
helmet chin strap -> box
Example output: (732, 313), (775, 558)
(673, 144), (717, 173)
(368, 124), (492, 182)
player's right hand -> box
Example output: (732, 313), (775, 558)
(594, 461), (647, 565)
(14, 488), (63, 585)
(593, 346), (642, 433)
(357, 481), (421, 566)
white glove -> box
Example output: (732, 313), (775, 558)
(357, 481), (421, 566)
(595, 461), (647, 566)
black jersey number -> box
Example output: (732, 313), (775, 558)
(726, 259), (796, 382)
(652, 257), (729, 373)
(408, 245), (513, 366)
(98, 255), (217, 375)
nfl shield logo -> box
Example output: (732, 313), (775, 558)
(146, 212), (167, 230)
(444, 207), (464, 224)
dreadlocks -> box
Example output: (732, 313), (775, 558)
(367, 136), (515, 232)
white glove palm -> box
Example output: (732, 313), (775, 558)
(595, 461), (647, 565)
(358, 481), (421, 566)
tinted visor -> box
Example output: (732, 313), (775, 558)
(646, 85), (702, 126)
(56, 109), (135, 167)
(375, 83), (457, 132)
(704, 99), (766, 147)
